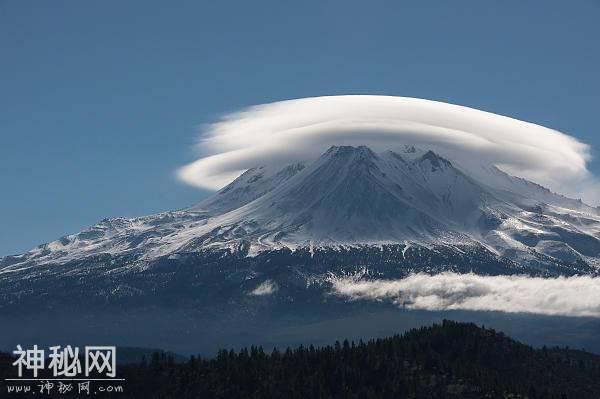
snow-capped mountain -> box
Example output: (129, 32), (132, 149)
(2, 141), (600, 358)
(2, 145), (599, 276)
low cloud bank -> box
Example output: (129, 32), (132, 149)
(331, 272), (600, 317)
(177, 95), (598, 204)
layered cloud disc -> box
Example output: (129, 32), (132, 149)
(177, 95), (597, 203)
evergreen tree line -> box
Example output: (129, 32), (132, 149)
(2, 320), (600, 398)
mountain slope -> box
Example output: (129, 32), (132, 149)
(1, 145), (599, 275)
(190, 162), (306, 215)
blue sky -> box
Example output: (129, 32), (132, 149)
(1, 0), (599, 255)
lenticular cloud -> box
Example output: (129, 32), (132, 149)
(177, 95), (597, 203)
(330, 273), (600, 318)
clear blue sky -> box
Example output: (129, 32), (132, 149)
(1, 0), (599, 255)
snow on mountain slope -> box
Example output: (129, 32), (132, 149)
(1, 145), (599, 273)
(457, 161), (597, 214)
(190, 162), (306, 214)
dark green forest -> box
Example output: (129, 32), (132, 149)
(2, 320), (600, 398)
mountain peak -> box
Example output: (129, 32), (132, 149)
(419, 150), (452, 171)
(324, 145), (377, 159)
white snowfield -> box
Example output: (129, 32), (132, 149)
(1, 145), (599, 273)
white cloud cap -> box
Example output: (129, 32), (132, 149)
(178, 95), (598, 204)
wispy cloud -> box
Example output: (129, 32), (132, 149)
(249, 280), (279, 296)
(330, 272), (600, 317)
(177, 95), (598, 204)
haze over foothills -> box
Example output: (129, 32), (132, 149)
(2, 1), (600, 256)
